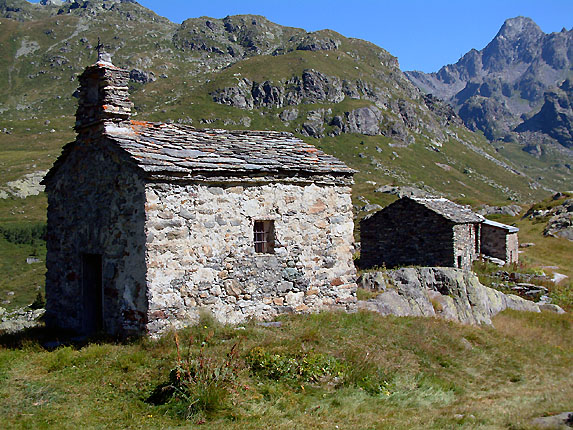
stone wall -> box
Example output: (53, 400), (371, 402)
(144, 180), (357, 333)
(481, 224), (518, 264)
(44, 135), (148, 335)
(452, 223), (480, 270)
(506, 232), (519, 264)
(360, 199), (455, 269)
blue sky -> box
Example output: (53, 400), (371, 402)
(30, 0), (573, 72)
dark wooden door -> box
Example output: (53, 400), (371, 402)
(82, 253), (103, 335)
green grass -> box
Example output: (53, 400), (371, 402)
(0, 234), (45, 310)
(0, 196), (49, 310)
(495, 142), (573, 192)
(0, 310), (571, 429)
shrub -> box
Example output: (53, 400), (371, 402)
(0, 223), (46, 246)
(245, 346), (346, 385)
(30, 292), (45, 310)
(148, 331), (241, 420)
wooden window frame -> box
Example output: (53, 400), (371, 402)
(254, 220), (275, 254)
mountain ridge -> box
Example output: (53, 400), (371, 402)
(0, 1), (569, 207)
(405, 16), (573, 154)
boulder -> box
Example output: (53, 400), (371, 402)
(544, 212), (573, 240)
(539, 303), (566, 314)
(129, 69), (156, 84)
(0, 307), (45, 334)
(478, 204), (522, 216)
(530, 412), (573, 429)
(300, 110), (326, 138)
(358, 267), (544, 326)
(279, 108), (298, 122)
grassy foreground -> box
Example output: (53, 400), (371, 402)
(0, 310), (571, 429)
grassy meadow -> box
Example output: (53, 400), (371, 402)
(0, 310), (571, 429)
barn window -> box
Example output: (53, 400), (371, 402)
(254, 220), (275, 254)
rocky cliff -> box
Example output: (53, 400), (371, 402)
(516, 78), (573, 149)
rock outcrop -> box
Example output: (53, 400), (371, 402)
(358, 267), (549, 325)
(525, 194), (573, 240)
(0, 306), (45, 334)
(0, 170), (48, 199)
(516, 78), (573, 149)
(211, 69), (439, 143)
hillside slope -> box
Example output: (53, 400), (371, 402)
(2, 1), (564, 207)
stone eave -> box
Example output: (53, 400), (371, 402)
(141, 170), (354, 187)
(482, 219), (519, 233)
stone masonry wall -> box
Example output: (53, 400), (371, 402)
(144, 180), (357, 334)
(44, 136), (148, 335)
(452, 223), (480, 270)
(481, 225), (518, 264)
(360, 199), (455, 269)
(506, 232), (519, 264)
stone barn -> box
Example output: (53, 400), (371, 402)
(42, 57), (357, 337)
(480, 219), (519, 265)
(360, 196), (484, 270)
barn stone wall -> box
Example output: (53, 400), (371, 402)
(44, 137), (148, 335)
(452, 223), (480, 270)
(360, 199), (455, 269)
(144, 180), (357, 334)
(481, 225), (519, 264)
(506, 232), (519, 264)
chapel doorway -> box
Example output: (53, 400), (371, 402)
(81, 253), (103, 335)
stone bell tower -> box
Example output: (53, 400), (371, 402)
(74, 48), (133, 133)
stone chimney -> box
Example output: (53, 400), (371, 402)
(74, 52), (132, 132)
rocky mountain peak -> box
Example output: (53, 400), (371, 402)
(495, 16), (543, 42)
(405, 16), (572, 153)
(39, 0), (67, 5)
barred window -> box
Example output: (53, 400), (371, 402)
(254, 220), (275, 254)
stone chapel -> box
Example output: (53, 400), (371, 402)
(42, 57), (357, 336)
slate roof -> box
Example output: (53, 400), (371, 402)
(482, 219), (519, 233)
(103, 121), (355, 178)
(410, 197), (484, 224)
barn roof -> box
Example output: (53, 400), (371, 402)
(410, 197), (484, 224)
(482, 219), (519, 233)
(102, 121), (354, 179)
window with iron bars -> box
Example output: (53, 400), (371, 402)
(254, 220), (275, 254)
